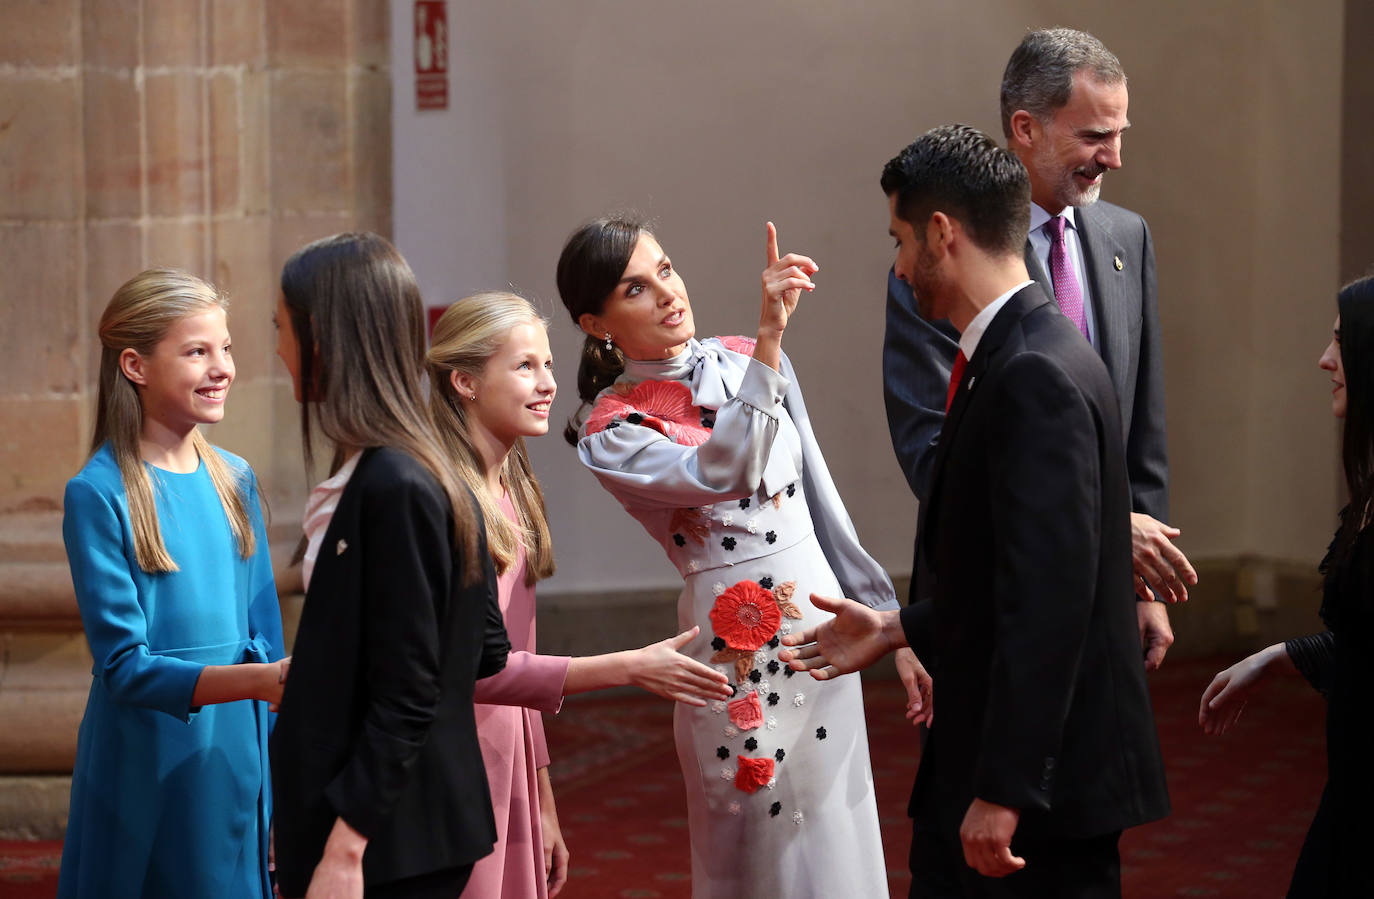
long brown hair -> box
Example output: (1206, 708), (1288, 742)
(92, 269), (256, 572)
(554, 216), (651, 444)
(279, 232), (481, 578)
(426, 292), (556, 584)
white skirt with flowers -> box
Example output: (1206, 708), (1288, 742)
(672, 530), (887, 899)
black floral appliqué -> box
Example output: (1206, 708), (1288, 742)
(626, 412), (643, 425)
(783, 666), (796, 679)
(759, 576), (774, 589)
(815, 726), (827, 740)
(711, 636), (726, 651)
(786, 484), (796, 497)
(744, 737), (758, 751)
(716, 746), (730, 760)
(767, 692), (780, 706)
(722, 536), (737, 551)
(767, 660), (780, 675)
(606, 419), (620, 430)
(749, 670), (762, 684)
(700, 409), (716, 429)
(769, 801), (782, 817)
(767, 636), (780, 649)
(672, 533), (686, 547)
(765, 531), (777, 545)
(738, 497), (751, 509)
(774, 748), (786, 763)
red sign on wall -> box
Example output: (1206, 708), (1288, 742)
(415, 1), (448, 110)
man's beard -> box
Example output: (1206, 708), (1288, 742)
(911, 246), (948, 322)
(1035, 142), (1105, 208)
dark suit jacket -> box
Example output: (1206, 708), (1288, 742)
(271, 447), (511, 895)
(884, 200), (1168, 522)
(899, 285), (1169, 841)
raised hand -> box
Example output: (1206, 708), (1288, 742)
(755, 222), (817, 371)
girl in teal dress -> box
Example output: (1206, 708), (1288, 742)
(58, 269), (288, 898)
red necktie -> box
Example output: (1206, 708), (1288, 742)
(945, 350), (967, 413)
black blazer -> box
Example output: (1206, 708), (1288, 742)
(900, 285), (1169, 841)
(271, 447), (510, 895)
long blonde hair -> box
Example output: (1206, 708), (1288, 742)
(279, 232), (483, 581)
(426, 292), (556, 584)
(92, 269), (256, 573)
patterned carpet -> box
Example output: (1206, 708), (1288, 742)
(542, 656), (1326, 898)
(0, 656), (1326, 897)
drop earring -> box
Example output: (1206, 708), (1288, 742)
(604, 332), (614, 352)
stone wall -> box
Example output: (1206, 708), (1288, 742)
(0, 0), (391, 514)
(0, 0), (390, 836)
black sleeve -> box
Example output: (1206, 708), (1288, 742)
(975, 353), (1102, 811)
(323, 464), (448, 839)
(477, 551), (510, 679)
(1123, 218), (1170, 521)
(1284, 631), (1335, 696)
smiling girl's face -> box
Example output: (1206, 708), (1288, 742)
(457, 320), (557, 445)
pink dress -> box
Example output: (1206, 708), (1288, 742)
(462, 495), (571, 899)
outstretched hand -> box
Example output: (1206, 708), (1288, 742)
(1198, 645), (1283, 735)
(1131, 512), (1197, 603)
(778, 593), (902, 678)
(630, 626), (733, 706)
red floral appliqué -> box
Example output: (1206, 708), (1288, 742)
(735, 755), (775, 794)
(728, 690), (764, 731)
(719, 335), (758, 356)
(710, 581), (782, 652)
(584, 380), (711, 446)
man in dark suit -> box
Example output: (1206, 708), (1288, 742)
(883, 28), (1192, 673)
(783, 124), (1168, 897)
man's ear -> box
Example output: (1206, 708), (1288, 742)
(119, 348), (147, 387)
(1008, 109), (1040, 152)
(926, 212), (955, 257)
(577, 312), (603, 340)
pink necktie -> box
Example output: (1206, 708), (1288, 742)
(945, 350), (967, 413)
(1047, 216), (1088, 339)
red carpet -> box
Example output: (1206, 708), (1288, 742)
(0, 656), (1325, 897)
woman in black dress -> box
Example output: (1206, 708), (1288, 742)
(1200, 274), (1374, 897)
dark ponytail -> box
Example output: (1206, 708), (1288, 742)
(555, 215), (650, 445)
(1330, 274), (1374, 570)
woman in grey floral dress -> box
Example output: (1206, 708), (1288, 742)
(557, 217), (924, 897)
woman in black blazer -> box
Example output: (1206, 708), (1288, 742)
(1201, 275), (1374, 897)
(269, 232), (510, 898)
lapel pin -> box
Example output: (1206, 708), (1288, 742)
(967, 376), (976, 390)
(336, 539), (348, 556)
(1114, 255), (1124, 271)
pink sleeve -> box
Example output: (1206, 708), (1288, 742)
(474, 649), (571, 713)
(529, 708), (551, 769)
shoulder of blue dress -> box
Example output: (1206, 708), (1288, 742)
(70, 442), (121, 486)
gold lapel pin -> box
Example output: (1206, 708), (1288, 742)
(336, 539), (348, 555)
(1114, 256), (1124, 271)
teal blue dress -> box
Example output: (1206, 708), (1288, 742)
(58, 443), (283, 899)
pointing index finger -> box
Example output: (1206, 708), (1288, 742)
(765, 221), (779, 266)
